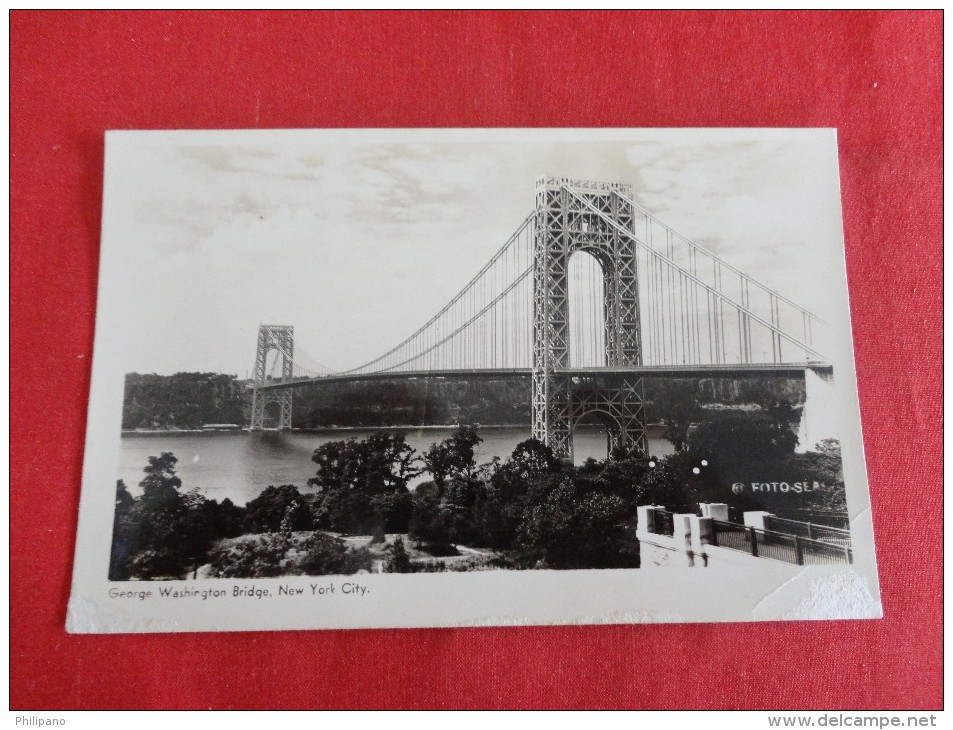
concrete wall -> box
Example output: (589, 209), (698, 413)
(637, 504), (768, 569)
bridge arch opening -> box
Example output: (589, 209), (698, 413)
(567, 250), (607, 368)
(569, 408), (623, 465)
(254, 398), (286, 429)
(262, 348), (286, 382)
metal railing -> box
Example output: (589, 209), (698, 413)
(710, 519), (750, 552)
(652, 509), (675, 537)
(711, 520), (853, 565)
(765, 516), (851, 547)
(800, 539), (855, 565)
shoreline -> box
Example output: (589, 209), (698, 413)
(121, 423), (668, 437)
(121, 424), (532, 437)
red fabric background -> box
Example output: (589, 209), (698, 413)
(10, 11), (942, 710)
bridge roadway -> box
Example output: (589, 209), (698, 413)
(254, 362), (832, 390)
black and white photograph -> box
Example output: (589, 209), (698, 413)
(68, 128), (881, 632)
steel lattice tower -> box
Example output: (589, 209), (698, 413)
(246, 178), (820, 456)
(532, 177), (648, 461)
(249, 324), (294, 430)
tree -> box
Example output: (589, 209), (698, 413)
(578, 455), (653, 506)
(109, 480), (138, 580)
(358, 431), (421, 493)
(408, 483), (456, 555)
(516, 477), (636, 570)
(384, 536), (414, 573)
(687, 403), (799, 472)
(244, 485), (314, 534)
(310, 432), (420, 494)
(371, 489), (414, 535)
(308, 438), (362, 493)
(115, 479), (133, 510)
(805, 438), (844, 484)
(471, 484), (514, 549)
(745, 438), (848, 521)
(649, 380), (699, 452)
(204, 497), (245, 539)
(309, 432), (420, 536)
(139, 452), (182, 508)
(297, 532), (352, 575)
(441, 476), (482, 546)
(422, 425), (482, 489)
(113, 454), (317, 580)
(121, 452), (193, 579)
(488, 438), (559, 510)
(508, 438), (559, 480)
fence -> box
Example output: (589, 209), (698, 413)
(652, 509), (675, 537)
(776, 510), (850, 530)
(800, 539), (855, 565)
(765, 516), (851, 546)
(711, 519), (853, 565)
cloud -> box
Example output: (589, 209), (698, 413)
(103, 130), (846, 375)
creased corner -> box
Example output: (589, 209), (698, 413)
(66, 595), (183, 634)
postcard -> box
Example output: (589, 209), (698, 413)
(67, 128), (881, 632)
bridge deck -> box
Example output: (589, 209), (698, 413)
(254, 363), (832, 389)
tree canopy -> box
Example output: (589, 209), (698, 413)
(421, 424), (482, 489)
(110, 413), (848, 578)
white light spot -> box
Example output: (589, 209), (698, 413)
(692, 467), (700, 474)
(648, 460), (656, 468)
(701, 460), (708, 466)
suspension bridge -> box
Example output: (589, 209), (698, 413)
(249, 177), (831, 461)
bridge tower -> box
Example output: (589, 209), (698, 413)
(532, 177), (647, 461)
(249, 324), (294, 430)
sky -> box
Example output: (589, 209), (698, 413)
(98, 128), (848, 376)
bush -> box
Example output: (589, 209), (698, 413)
(297, 532), (372, 575)
(207, 534), (292, 578)
(413, 560), (447, 573)
(207, 531), (373, 578)
(383, 536), (414, 573)
(127, 548), (187, 580)
(448, 554), (518, 572)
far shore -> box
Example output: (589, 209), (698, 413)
(121, 423), (668, 437)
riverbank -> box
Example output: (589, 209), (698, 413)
(122, 422), (668, 437)
(119, 425), (678, 506)
(121, 424), (531, 437)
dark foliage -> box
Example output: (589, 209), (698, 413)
(206, 531), (372, 578)
(687, 402), (800, 468)
(422, 424), (482, 489)
(516, 477), (638, 569)
(123, 372), (247, 430)
(293, 378), (530, 428)
(109, 480), (137, 580)
(384, 536), (414, 573)
(243, 484), (314, 534)
(110, 408), (848, 578)
(298, 532), (372, 576)
(207, 534), (291, 578)
(309, 432), (419, 536)
(109, 452), (248, 580)
(402, 425), (845, 570)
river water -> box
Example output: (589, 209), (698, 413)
(119, 426), (675, 505)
